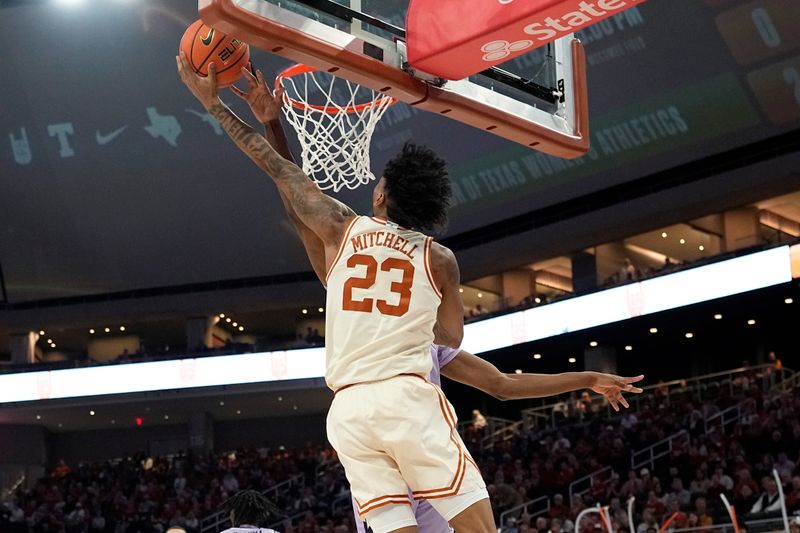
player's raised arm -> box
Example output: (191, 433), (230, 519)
(441, 350), (644, 410)
(230, 66), (327, 282)
(431, 243), (464, 348)
(176, 54), (354, 248)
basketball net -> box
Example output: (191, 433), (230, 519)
(276, 64), (396, 192)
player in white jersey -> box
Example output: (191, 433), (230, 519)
(348, 342), (643, 533)
(178, 60), (643, 533)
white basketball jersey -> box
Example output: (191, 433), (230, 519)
(325, 216), (442, 391)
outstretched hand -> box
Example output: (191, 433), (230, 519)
(176, 51), (219, 110)
(589, 373), (644, 412)
(230, 66), (285, 124)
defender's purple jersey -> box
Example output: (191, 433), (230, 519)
(353, 344), (460, 533)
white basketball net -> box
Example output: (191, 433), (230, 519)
(278, 66), (396, 192)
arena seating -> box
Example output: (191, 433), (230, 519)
(2, 366), (798, 533)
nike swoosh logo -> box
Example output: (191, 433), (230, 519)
(201, 28), (215, 46)
(95, 126), (127, 146)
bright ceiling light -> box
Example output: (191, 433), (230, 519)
(302, 309), (308, 314)
(89, 329), (95, 334)
(786, 298), (794, 304)
(685, 332), (694, 338)
(661, 232), (668, 238)
(589, 341), (598, 347)
(679, 238), (686, 244)
(699, 245), (705, 251)
(625, 345), (633, 351)
(119, 326), (126, 332)
(39, 330), (45, 335)
(533, 353), (542, 360)
(714, 314), (722, 320)
(568, 357), (577, 363)
(649, 327), (658, 333)
(238, 326), (244, 331)
(747, 319), (756, 325)
(515, 369), (522, 374)
(104, 327), (110, 333)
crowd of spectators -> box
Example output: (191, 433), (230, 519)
(601, 257), (687, 289)
(3, 371), (798, 533)
(0, 445), (351, 533)
(485, 388), (800, 533)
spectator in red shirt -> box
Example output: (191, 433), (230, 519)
(549, 494), (569, 520)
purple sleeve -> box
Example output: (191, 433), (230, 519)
(353, 498), (366, 533)
(436, 345), (461, 368)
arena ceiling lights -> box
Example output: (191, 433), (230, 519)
(0, 245), (795, 404)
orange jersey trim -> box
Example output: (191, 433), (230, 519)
(411, 383), (473, 499)
(423, 237), (443, 300)
(325, 216), (360, 284)
(358, 497), (412, 516)
(356, 493), (410, 510)
(334, 373), (427, 395)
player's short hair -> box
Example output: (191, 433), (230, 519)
(382, 143), (451, 232)
(222, 489), (282, 527)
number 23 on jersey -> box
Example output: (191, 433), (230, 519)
(342, 254), (414, 317)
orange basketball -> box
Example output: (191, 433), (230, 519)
(179, 20), (250, 87)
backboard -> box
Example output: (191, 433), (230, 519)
(198, 0), (589, 158)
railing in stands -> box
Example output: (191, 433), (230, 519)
(569, 466), (614, 507)
(704, 398), (756, 435)
(481, 420), (525, 450)
(199, 473), (305, 533)
(519, 364), (792, 431)
(458, 416), (520, 450)
(0, 472), (25, 502)
(331, 492), (353, 516)
(631, 430), (689, 471)
(770, 367), (800, 398)
(498, 495), (551, 529)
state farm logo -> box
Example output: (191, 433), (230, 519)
(523, 0), (643, 41)
(480, 0), (644, 62)
(481, 39), (533, 61)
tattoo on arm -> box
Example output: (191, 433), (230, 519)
(207, 102), (344, 221)
(264, 118), (296, 165)
(208, 102), (300, 182)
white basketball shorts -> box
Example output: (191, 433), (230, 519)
(327, 374), (488, 533)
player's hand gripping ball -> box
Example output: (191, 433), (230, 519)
(179, 20), (250, 87)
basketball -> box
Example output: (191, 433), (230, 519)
(179, 19), (250, 87)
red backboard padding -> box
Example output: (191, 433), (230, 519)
(407, 0), (645, 80)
